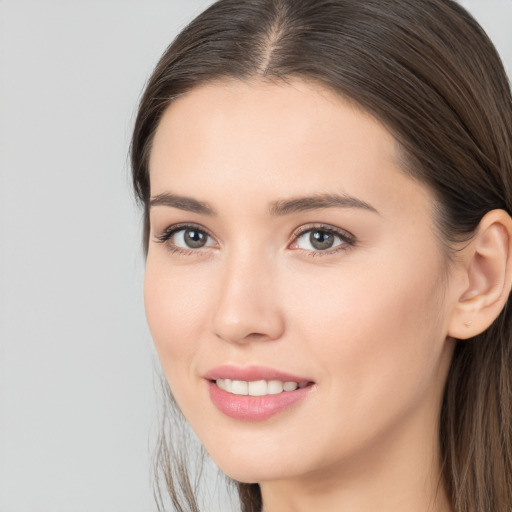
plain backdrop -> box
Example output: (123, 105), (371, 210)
(0, 1), (511, 511)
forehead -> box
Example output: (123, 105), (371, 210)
(148, 78), (432, 219)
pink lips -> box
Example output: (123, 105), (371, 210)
(204, 365), (314, 421)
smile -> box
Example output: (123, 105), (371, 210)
(215, 379), (309, 396)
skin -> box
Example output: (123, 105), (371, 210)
(144, 79), (471, 512)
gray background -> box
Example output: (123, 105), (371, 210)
(0, 1), (511, 511)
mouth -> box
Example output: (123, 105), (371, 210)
(214, 378), (311, 396)
(204, 366), (315, 420)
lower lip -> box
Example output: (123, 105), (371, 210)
(207, 381), (313, 421)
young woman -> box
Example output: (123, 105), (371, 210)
(131, 1), (512, 511)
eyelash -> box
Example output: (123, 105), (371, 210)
(291, 224), (356, 256)
(154, 223), (356, 257)
(155, 223), (214, 256)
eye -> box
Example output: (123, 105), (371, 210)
(156, 224), (215, 252)
(290, 225), (354, 253)
(174, 228), (212, 248)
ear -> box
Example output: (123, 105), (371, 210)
(448, 209), (512, 340)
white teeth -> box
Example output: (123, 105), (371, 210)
(215, 379), (308, 396)
(283, 381), (298, 392)
(267, 380), (284, 394)
(248, 380), (268, 396)
(217, 378), (232, 392)
(231, 380), (248, 395)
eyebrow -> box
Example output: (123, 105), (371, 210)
(150, 193), (216, 215)
(269, 193), (379, 216)
(149, 192), (379, 216)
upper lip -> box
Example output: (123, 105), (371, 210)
(203, 365), (313, 383)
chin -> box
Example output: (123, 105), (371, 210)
(204, 441), (309, 485)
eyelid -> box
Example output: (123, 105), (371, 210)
(153, 221), (355, 256)
(154, 222), (217, 249)
(289, 223), (356, 253)
(291, 223), (355, 241)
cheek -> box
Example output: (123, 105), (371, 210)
(286, 249), (448, 407)
(143, 257), (211, 385)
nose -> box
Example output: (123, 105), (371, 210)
(211, 251), (286, 345)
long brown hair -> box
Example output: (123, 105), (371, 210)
(131, 1), (512, 510)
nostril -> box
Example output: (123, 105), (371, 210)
(246, 332), (270, 340)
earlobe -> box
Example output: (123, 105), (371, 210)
(448, 209), (512, 340)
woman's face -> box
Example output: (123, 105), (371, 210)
(145, 80), (458, 485)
